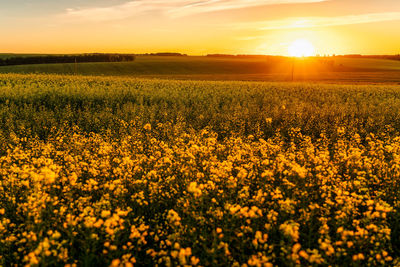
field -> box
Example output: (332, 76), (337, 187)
(1, 56), (400, 84)
(0, 73), (400, 266)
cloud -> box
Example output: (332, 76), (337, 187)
(170, 0), (327, 17)
(60, 0), (327, 22)
(233, 12), (400, 30)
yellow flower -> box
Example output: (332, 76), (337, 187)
(299, 250), (309, 260)
(167, 210), (181, 226)
(187, 182), (202, 197)
(110, 259), (121, 267)
(190, 256), (200, 265)
(292, 243), (301, 253)
(143, 123), (151, 131)
(279, 221), (300, 242)
(101, 210), (111, 218)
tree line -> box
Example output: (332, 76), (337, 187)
(0, 54), (136, 66)
(139, 53), (187, 56)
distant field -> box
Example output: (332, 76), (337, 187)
(0, 56), (285, 75)
(1, 55), (399, 72)
(334, 57), (400, 71)
(0, 55), (399, 83)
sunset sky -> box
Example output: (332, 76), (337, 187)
(1, 0), (399, 55)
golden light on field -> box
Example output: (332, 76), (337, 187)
(288, 39), (315, 57)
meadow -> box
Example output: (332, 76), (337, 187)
(0, 73), (400, 266)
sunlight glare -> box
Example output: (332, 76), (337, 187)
(288, 39), (315, 57)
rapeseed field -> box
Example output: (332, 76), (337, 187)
(0, 74), (399, 266)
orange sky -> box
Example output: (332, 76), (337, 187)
(0, 0), (399, 55)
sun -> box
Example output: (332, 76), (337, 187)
(288, 39), (315, 57)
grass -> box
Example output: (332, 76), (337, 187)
(0, 73), (400, 265)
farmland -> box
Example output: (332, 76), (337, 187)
(0, 56), (399, 84)
(0, 73), (400, 266)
